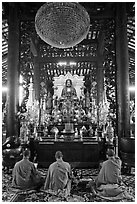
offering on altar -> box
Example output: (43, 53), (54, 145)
(62, 123), (74, 133)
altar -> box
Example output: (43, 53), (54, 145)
(19, 72), (109, 167)
(34, 139), (105, 168)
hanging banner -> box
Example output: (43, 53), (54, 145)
(33, 57), (40, 101)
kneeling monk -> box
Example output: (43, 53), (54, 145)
(44, 151), (72, 196)
(12, 148), (44, 190)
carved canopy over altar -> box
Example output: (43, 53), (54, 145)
(53, 72), (85, 99)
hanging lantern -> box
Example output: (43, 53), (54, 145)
(35, 2), (90, 48)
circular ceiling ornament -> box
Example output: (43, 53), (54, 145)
(35, 2), (90, 48)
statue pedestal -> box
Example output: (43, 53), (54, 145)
(64, 123), (74, 132)
(62, 132), (75, 141)
(61, 123), (75, 141)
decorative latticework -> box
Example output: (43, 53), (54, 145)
(127, 17), (135, 85)
(2, 20), (8, 86)
(103, 19), (116, 121)
(20, 21), (36, 84)
(2, 2), (135, 122)
(39, 43), (97, 58)
(2, 2), (135, 87)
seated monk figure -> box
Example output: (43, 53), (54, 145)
(61, 79), (77, 100)
(44, 151), (72, 196)
(12, 148), (44, 190)
(88, 148), (122, 197)
(95, 148), (122, 187)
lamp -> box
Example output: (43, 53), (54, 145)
(35, 2), (90, 48)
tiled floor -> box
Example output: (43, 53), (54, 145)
(2, 168), (135, 202)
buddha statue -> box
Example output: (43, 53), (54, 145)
(61, 79), (77, 100)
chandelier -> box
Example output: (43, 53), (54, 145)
(35, 2), (90, 48)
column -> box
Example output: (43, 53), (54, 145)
(6, 3), (19, 137)
(34, 57), (40, 101)
(96, 32), (105, 128)
(31, 37), (41, 127)
(115, 3), (130, 139)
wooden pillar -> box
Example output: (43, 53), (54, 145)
(34, 57), (40, 101)
(31, 37), (42, 128)
(115, 3), (130, 139)
(97, 61), (104, 105)
(6, 3), (19, 137)
(97, 32), (105, 127)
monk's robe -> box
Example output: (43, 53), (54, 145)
(12, 158), (41, 190)
(44, 160), (71, 194)
(96, 157), (122, 187)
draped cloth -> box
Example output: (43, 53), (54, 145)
(96, 157), (122, 187)
(12, 158), (43, 190)
(44, 160), (71, 196)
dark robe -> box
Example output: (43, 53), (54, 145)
(44, 160), (71, 195)
(96, 157), (122, 187)
(12, 158), (42, 190)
